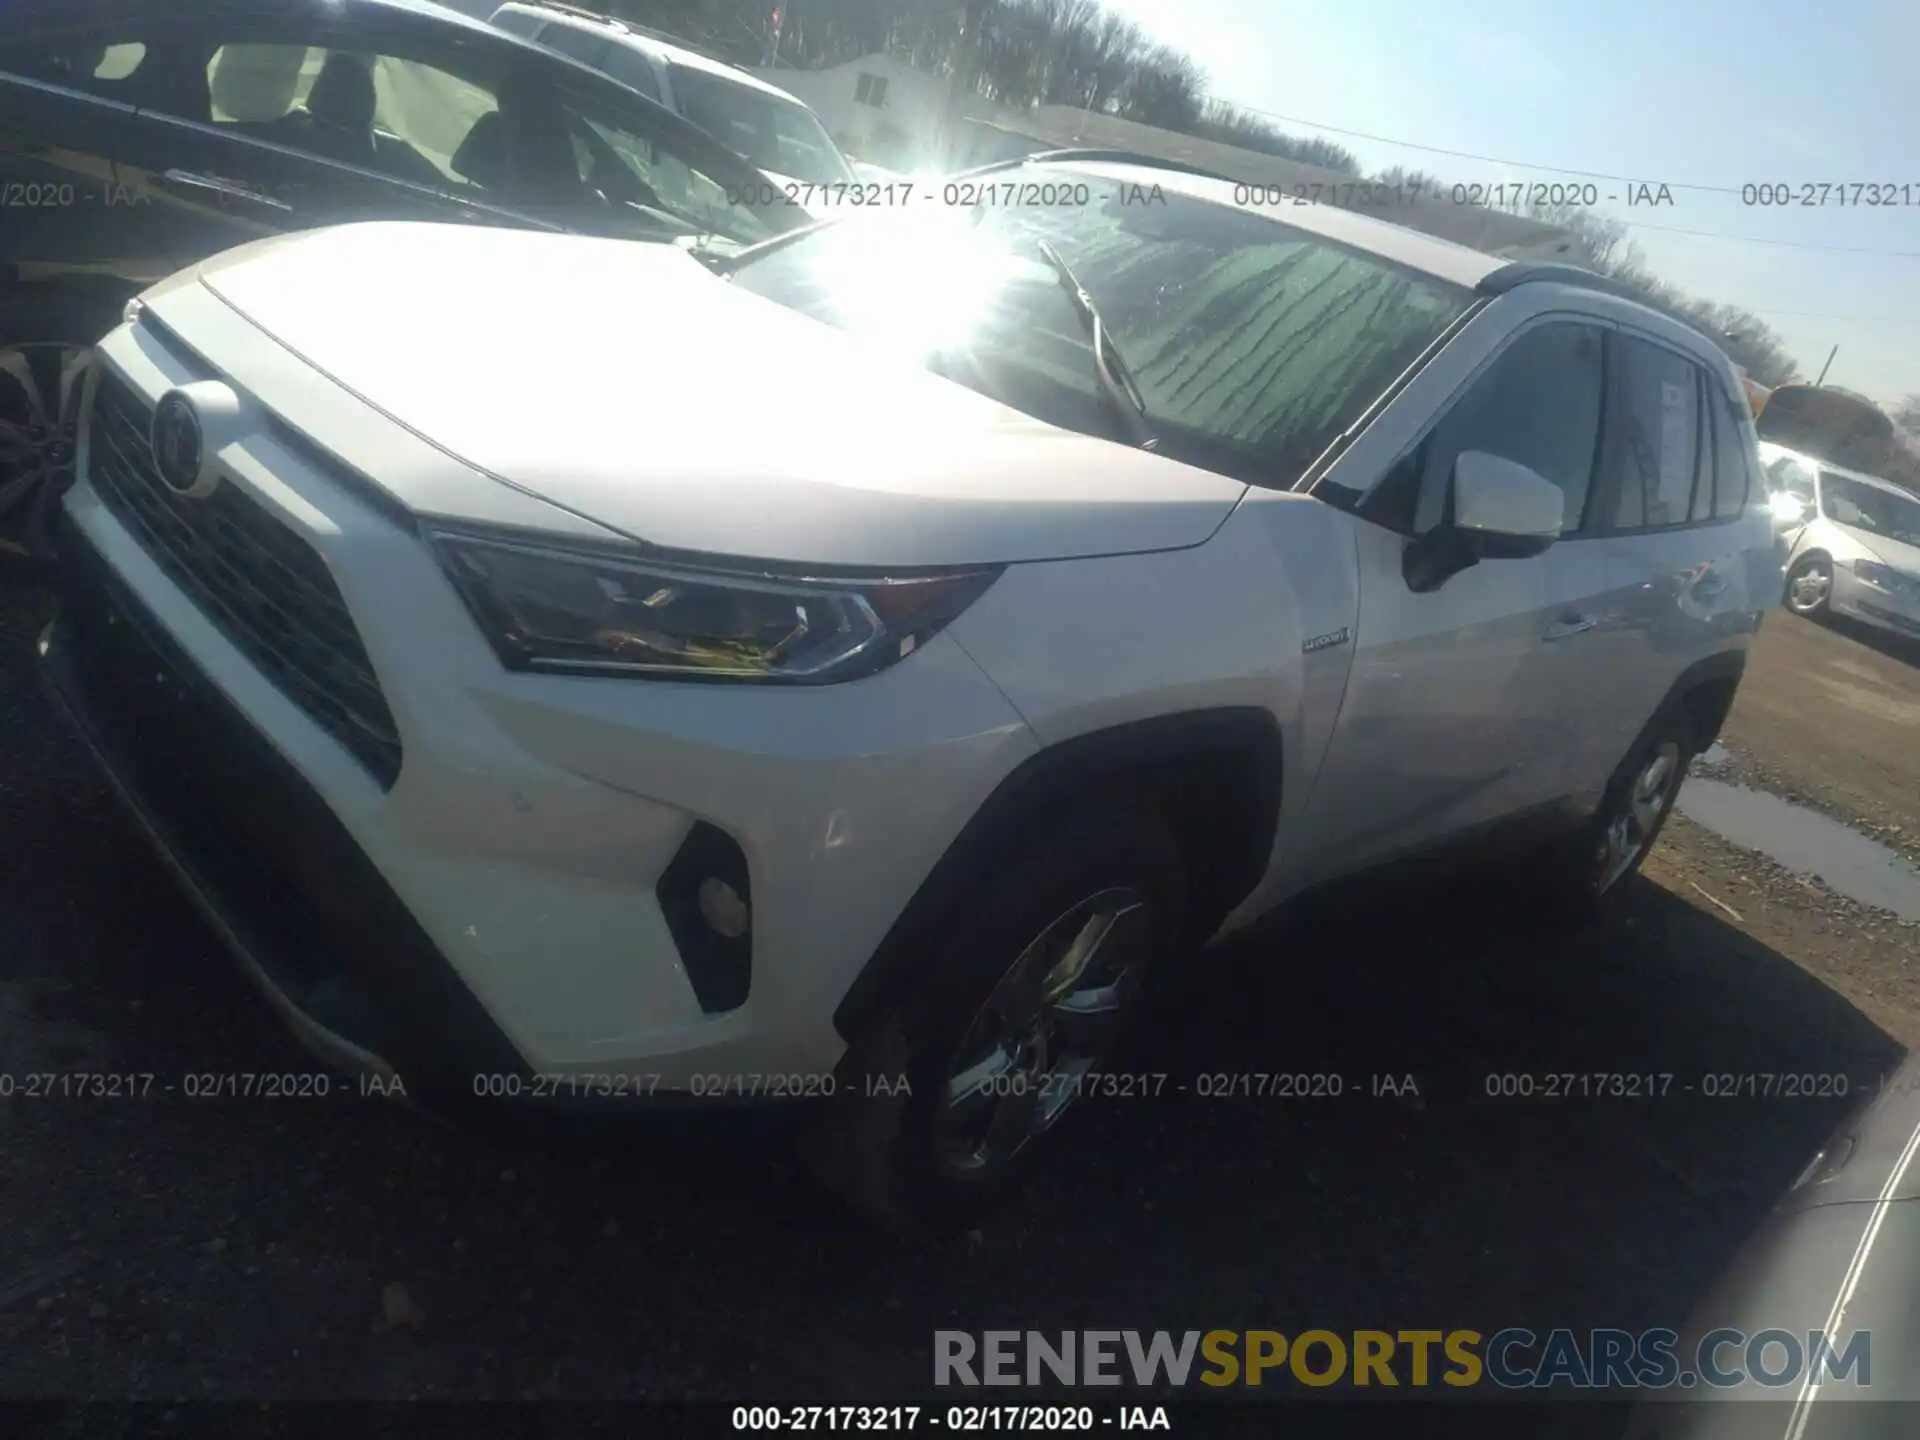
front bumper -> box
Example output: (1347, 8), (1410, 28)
(37, 516), (500, 1093)
(41, 302), (1038, 1103)
(1832, 568), (1920, 637)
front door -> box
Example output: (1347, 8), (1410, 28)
(1300, 317), (1611, 883)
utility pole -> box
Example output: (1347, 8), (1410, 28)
(1816, 344), (1838, 386)
(936, 0), (991, 170)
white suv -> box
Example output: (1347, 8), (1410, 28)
(38, 158), (1776, 1229)
(486, 2), (856, 207)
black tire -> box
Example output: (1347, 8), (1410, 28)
(1783, 554), (1833, 618)
(1526, 707), (1696, 919)
(1, 281), (134, 571)
(803, 804), (1186, 1236)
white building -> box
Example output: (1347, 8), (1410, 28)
(748, 55), (958, 170)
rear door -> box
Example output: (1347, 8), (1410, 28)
(1577, 334), (1758, 784)
(1298, 318), (1608, 882)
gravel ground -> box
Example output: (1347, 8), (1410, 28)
(2, 580), (1916, 1417)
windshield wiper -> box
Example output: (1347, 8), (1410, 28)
(1034, 240), (1157, 450)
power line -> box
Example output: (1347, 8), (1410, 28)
(1211, 98), (1746, 195)
(1214, 96), (1920, 260)
(1613, 218), (1920, 260)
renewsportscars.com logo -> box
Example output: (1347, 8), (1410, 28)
(934, 1329), (1872, 1391)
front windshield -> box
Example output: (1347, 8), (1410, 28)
(564, 107), (781, 245)
(667, 64), (853, 184)
(728, 177), (1473, 486)
(1820, 472), (1920, 544)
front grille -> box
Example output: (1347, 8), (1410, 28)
(85, 370), (404, 788)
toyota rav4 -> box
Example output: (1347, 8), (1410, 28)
(35, 156), (1778, 1230)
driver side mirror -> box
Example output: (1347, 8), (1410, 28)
(1403, 450), (1564, 592)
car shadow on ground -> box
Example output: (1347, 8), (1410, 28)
(4, 838), (1903, 1401)
(0, 576), (1905, 1403)
(1818, 610), (1920, 668)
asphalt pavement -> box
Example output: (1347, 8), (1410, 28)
(0, 574), (1910, 1417)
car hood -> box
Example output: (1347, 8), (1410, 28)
(192, 223), (1247, 568)
(1837, 526), (1920, 574)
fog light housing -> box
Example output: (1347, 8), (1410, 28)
(657, 823), (753, 1013)
(697, 877), (750, 939)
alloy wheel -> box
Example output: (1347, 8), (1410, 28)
(1592, 740), (1683, 896)
(1786, 561), (1832, 615)
(935, 887), (1152, 1180)
(0, 341), (92, 558)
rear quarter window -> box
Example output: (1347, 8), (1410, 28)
(1710, 384), (1756, 520)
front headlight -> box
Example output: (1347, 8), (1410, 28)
(1853, 559), (1902, 590)
(430, 528), (1001, 683)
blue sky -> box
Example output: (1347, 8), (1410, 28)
(1099, 0), (1920, 408)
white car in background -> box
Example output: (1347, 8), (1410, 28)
(487, 1), (858, 212)
(1765, 443), (1920, 636)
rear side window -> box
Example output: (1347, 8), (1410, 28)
(534, 22), (611, 69)
(1607, 335), (1702, 530)
(489, 9), (544, 38)
(599, 43), (662, 102)
(0, 38), (150, 93)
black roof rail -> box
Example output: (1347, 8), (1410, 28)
(953, 148), (1239, 185)
(1476, 262), (1654, 306)
(1477, 261), (1738, 352)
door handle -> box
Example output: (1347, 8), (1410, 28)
(1543, 613), (1597, 641)
(159, 169), (294, 212)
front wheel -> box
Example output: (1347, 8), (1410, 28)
(1784, 555), (1833, 617)
(805, 804), (1186, 1235)
(1, 284), (129, 569)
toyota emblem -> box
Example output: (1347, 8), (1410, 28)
(150, 390), (207, 497)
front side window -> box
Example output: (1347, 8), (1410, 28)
(1390, 322), (1606, 536)
(1608, 335), (1704, 530)
(1819, 474), (1920, 544)
(667, 64), (851, 183)
(1771, 455), (1817, 502)
(727, 183), (1473, 488)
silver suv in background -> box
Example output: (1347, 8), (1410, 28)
(487, 1), (855, 205)
(1766, 443), (1920, 636)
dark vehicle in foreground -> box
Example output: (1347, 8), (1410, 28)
(1625, 1050), (1920, 1437)
(0, 0), (804, 557)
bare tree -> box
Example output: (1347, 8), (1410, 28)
(1370, 164), (1446, 199)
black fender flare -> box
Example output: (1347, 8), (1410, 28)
(1657, 648), (1748, 752)
(831, 708), (1284, 1042)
